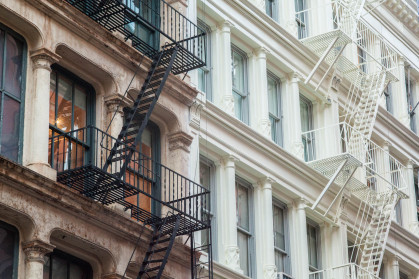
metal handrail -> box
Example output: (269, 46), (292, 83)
(49, 126), (210, 226)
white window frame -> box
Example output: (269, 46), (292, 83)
(265, 0), (279, 21)
(384, 84), (393, 114)
(300, 95), (315, 162)
(231, 45), (249, 124)
(295, 0), (308, 39)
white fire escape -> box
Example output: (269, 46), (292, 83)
(296, 0), (409, 278)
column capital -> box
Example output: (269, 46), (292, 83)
(405, 159), (416, 168)
(104, 94), (132, 114)
(288, 72), (303, 83)
(23, 240), (55, 264)
(292, 197), (308, 209)
(222, 154), (240, 167)
(30, 48), (61, 71)
(254, 46), (269, 58)
(218, 20), (234, 33)
(168, 131), (193, 153)
(259, 176), (275, 189)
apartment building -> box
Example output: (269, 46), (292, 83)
(0, 0), (418, 279)
(0, 0), (212, 278)
(187, 0), (419, 278)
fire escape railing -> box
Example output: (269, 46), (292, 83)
(65, 0), (206, 74)
(49, 126), (210, 234)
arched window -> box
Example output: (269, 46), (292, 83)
(48, 66), (95, 171)
(0, 24), (26, 162)
(0, 221), (19, 278)
(43, 249), (92, 279)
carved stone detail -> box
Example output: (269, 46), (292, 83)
(168, 131), (193, 152)
(293, 141), (305, 159)
(23, 240), (55, 264)
(225, 246), (240, 271)
(190, 101), (204, 130)
(259, 118), (272, 138)
(222, 95), (235, 116)
(30, 48), (61, 72)
(104, 94), (132, 115)
(263, 265), (277, 279)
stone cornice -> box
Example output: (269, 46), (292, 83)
(30, 48), (61, 71)
(384, 0), (419, 34)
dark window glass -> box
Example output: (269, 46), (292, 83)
(0, 221), (19, 279)
(43, 250), (92, 279)
(0, 25), (26, 162)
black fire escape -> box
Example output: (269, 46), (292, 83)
(49, 1), (211, 278)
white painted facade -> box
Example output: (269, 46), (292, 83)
(187, 0), (419, 278)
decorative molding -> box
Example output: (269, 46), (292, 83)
(263, 265), (277, 279)
(104, 94), (132, 115)
(292, 141), (304, 159)
(221, 94), (235, 116)
(190, 101), (204, 130)
(218, 20), (235, 32)
(168, 131), (193, 152)
(225, 246), (241, 272)
(30, 48), (61, 71)
(222, 154), (240, 167)
(259, 118), (272, 138)
(23, 240), (55, 264)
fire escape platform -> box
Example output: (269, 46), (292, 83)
(301, 29), (352, 56)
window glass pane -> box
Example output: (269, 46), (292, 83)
(50, 71), (56, 125)
(233, 91), (242, 120)
(268, 76), (278, 116)
(0, 227), (16, 277)
(198, 68), (206, 93)
(43, 256), (50, 279)
(52, 256), (68, 278)
(300, 97), (311, 132)
(0, 30), (4, 87)
(232, 51), (244, 93)
(200, 162), (211, 191)
(69, 263), (86, 279)
(4, 33), (23, 98)
(57, 75), (73, 132)
(237, 230), (249, 276)
(1, 96), (20, 161)
(236, 183), (249, 230)
(307, 224), (318, 268)
(275, 250), (284, 272)
(270, 116), (276, 141)
(273, 205), (285, 250)
(73, 85), (87, 130)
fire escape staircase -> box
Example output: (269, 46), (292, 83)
(297, 0), (408, 278)
(49, 1), (212, 279)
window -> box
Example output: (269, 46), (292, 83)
(43, 250), (92, 279)
(231, 46), (249, 124)
(406, 74), (417, 133)
(295, 0), (308, 39)
(199, 157), (216, 257)
(384, 84), (393, 114)
(273, 202), (290, 274)
(48, 66), (95, 172)
(414, 168), (418, 221)
(265, 0), (278, 21)
(0, 24), (26, 162)
(307, 221), (320, 275)
(358, 45), (367, 73)
(124, 122), (160, 215)
(197, 20), (212, 101)
(399, 272), (409, 279)
(300, 95), (314, 161)
(0, 221), (19, 278)
(268, 73), (283, 146)
(236, 178), (253, 277)
(123, 0), (160, 51)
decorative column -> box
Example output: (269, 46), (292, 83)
(220, 155), (240, 272)
(283, 73), (304, 159)
(393, 57), (410, 127)
(249, 47), (270, 138)
(280, 0), (298, 37)
(214, 21), (234, 116)
(254, 178), (276, 279)
(26, 48), (61, 180)
(104, 94), (131, 139)
(262, 178), (276, 279)
(387, 256), (400, 279)
(23, 240), (54, 279)
(288, 198), (309, 279)
(401, 160), (419, 233)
